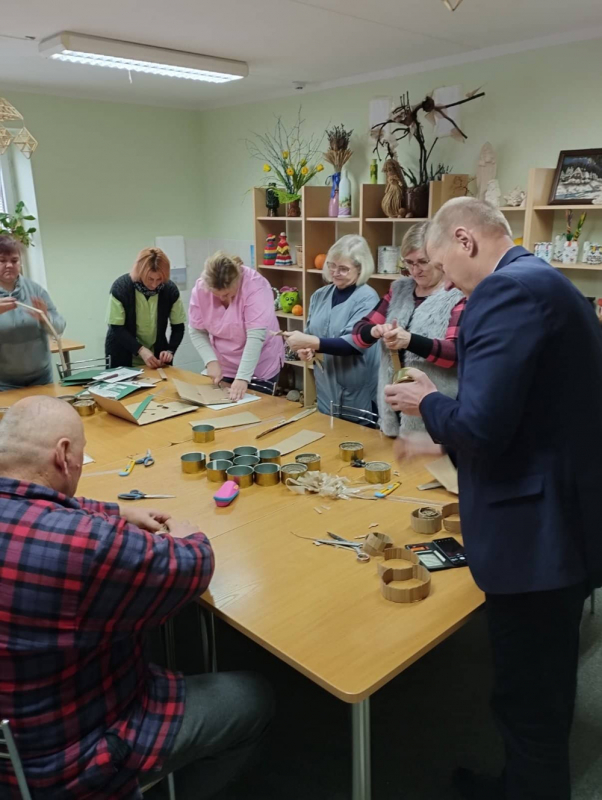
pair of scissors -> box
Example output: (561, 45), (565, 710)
(313, 532), (370, 562)
(135, 449), (154, 467)
(117, 489), (176, 501)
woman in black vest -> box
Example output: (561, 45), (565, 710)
(105, 247), (186, 369)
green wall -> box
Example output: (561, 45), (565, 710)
(3, 91), (203, 360)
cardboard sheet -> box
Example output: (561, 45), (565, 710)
(91, 392), (197, 426)
(188, 412), (261, 430)
(425, 454), (459, 495)
(271, 429), (325, 456)
(173, 379), (231, 406)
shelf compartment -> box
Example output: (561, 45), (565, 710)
(364, 217), (429, 223)
(551, 260), (602, 271)
(306, 217), (360, 222)
(275, 311), (304, 320)
(258, 264), (302, 271)
(533, 205), (602, 211)
(256, 216), (302, 221)
(499, 207), (526, 212)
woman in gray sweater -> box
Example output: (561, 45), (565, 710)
(0, 236), (66, 391)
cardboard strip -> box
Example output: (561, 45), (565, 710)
(271, 429), (325, 456)
(376, 547), (420, 579)
(15, 301), (67, 373)
(425, 454), (458, 495)
(188, 412), (261, 430)
(90, 392), (196, 426)
(173, 378), (231, 406)
(410, 507), (443, 534)
(255, 407), (317, 439)
(380, 564), (431, 603)
(442, 502), (462, 534)
(362, 532), (393, 557)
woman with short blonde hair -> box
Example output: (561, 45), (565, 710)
(284, 234), (380, 420)
(188, 250), (284, 401)
(105, 246), (186, 369)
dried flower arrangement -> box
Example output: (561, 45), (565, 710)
(323, 124), (353, 173)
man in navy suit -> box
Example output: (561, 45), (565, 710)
(385, 198), (602, 800)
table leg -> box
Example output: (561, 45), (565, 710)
(198, 605), (218, 673)
(352, 698), (372, 800)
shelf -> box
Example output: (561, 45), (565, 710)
(306, 217), (360, 222)
(275, 311), (304, 320)
(551, 260), (602, 271)
(307, 269), (325, 274)
(499, 207), (526, 212)
(364, 217), (429, 223)
(370, 273), (401, 280)
(259, 264), (302, 271)
(533, 205), (602, 211)
(256, 216), (302, 221)
(284, 360), (303, 368)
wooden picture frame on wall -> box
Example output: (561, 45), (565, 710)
(549, 148), (602, 206)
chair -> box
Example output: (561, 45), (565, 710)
(141, 774), (176, 798)
(0, 720), (32, 800)
(56, 355), (111, 382)
(329, 401), (380, 429)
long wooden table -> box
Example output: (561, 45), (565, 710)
(1, 368), (484, 799)
(50, 338), (85, 371)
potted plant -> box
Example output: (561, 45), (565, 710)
(0, 200), (37, 246)
(247, 109), (324, 217)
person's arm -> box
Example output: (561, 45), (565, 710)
(404, 298), (466, 368)
(236, 327), (267, 382)
(76, 498), (120, 516)
(165, 295), (186, 356)
(420, 275), (547, 458)
(106, 295), (141, 356)
(189, 326), (218, 365)
(317, 338), (358, 356)
(77, 514), (215, 635)
(351, 288), (393, 348)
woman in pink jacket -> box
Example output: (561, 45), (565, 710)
(189, 252), (284, 401)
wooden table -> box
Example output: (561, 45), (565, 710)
(1, 368), (484, 799)
(50, 338), (85, 371)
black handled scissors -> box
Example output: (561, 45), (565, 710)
(117, 489), (175, 501)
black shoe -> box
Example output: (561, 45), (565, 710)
(452, 767), (504, 800)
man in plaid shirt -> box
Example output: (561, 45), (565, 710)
(0, 396), (272, 799)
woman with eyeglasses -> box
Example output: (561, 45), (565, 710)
(283, 235), (379, 420)
(0, 235), (66, 391)
(351, 222), (465, 436)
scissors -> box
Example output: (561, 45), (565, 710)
(135, 449), (155, 467)
(117, 489), (175, 501)
(313, 532), (370, 562)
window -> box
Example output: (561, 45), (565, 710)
(0, 162), (7, 214)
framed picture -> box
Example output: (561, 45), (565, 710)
(549, 149), (602, 205)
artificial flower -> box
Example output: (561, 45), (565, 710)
(301, 166), (309, 175)
(286, 167), (294, 176)
(263, 164), (271, 172)
(282, 150), (289, 159)
(316, 164), (324, 172)
(300, 158), (307, 167)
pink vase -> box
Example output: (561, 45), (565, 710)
(328, 190), (339, 217)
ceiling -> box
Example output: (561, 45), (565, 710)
(1, 0), (602, 110)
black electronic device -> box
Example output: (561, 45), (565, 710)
(432, 537), (468, 567)
(406, 542), (451, 571)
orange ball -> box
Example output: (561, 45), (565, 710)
(291, 304), (303, 316)
(314, 253), (326, 270)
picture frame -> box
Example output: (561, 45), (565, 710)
(549, 149), (602, 206)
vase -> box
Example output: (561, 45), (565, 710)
(338, 169), (351, 217)
(329, 172), (341, 217)
(562, 241), (579, 265)
(406, 184), (429, 219)
(553, 235), (565, 262)
(286, 199), (301, 218)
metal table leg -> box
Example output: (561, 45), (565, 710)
(352, 698), (372, 800)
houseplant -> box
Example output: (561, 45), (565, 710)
(247, 110), (324, 217)
(0, 200), (36, 246)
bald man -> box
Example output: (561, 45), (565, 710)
(385, 198), (602, 800)
(0, 397), (272, 799)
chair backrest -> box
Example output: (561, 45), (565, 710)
(0, 720), (32, 800)
(56, 355), (111, 381)
(329, 401), (380, 429)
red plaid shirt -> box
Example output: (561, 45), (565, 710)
(0, 478), (214, 799)
(352, 288), (466, 368)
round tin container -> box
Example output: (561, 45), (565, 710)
(233, 446), (258, 458)
(339, 441), (364, 462)
(181, 452), (206, 474)
(280, 463), (309, 482)
(73, 399), (96, 417)
(364, 461), (392, 484)
(206, 459), (233, 482)
(192, 424), (215, 443)
(226, 465), (254, 488)
(295, 453), (321, 471)
(258, 448), (281, 464)
(233, 455), (260, 467)
(254, 463), (281, 486)
(209, 449), (235, 462)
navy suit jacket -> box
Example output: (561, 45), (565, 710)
(421, 247), (602, 594)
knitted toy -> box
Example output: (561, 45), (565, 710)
(263, 234), (277, 265)
(275, 232), (293, 267)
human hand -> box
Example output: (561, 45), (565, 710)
(370, 323), (393, 340)
(205, 360), (223, 385)
(159, 351), (173, 365)
(384, 368), (437, 416)
(283, 331), (319, 352)
(164, 518), (199, 538)
(229, 379), (248, 402)
(0, 298), (16, 315)
(383, 319), (411, 350)
(31, 296), (48, 316)
(119, 506), (172, 532)
(138, 347), (162, 369)
(393, 432), (444, 463)
(297, 348), (314, 362)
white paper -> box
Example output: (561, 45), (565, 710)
(205, 394), (261, 411)
(95, 367), (144, 384)
(83, 453), (94, 465)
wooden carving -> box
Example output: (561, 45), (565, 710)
(381, 158), (407, 218)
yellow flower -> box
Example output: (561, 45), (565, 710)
(300, 158), (307, 167)
(301, 166), (309, 176)
(316, 164), (324, 172)
(286, 167), (294, 176)
(282, 150), (289, 159)
(263, 163), (271, 172)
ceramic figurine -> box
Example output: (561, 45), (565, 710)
(381, 158), (406, 218)
(264, 234), (277, 265)
(484, 179), (501, 208)
(265, 183), (280, 217)
(582, 242), (602, 265)
(338, 168), (352, 217)
(477, 142), (497, 202)
(534, 242), (553, 264)
(553, 235), (566, 262)
(503, 186), (526, 207)
(562, 241), (579, 264)
(275, 232), (293, 266)
(278, 287), (300, 313)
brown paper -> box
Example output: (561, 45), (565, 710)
(425, 454), (459, 495)
(90, 392), (196, 426)
(271, 429), (325, 456)
(173, 378), (231, 406)
(188, 412), (261, 430)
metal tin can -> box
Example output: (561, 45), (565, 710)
(364, 461), (392, 484)
(254, 462), (281, 486)
(192, 424), (216, 443)
(258, 448), (281, 464)
(209, 450), (235, 462)
(280, 463), (309, 482)
(339, 441), (364, 462)
(206, 459), (233, 482)
(181, 452), (206, 474)
(233, 446), (258, 458)
(227, 465), (254, 488)
(295, 453), (321, 471)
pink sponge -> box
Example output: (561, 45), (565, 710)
(213, 480), (240, 507)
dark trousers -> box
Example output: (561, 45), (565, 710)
(485, 582), (588, 800)
(140, 672), (274, 799)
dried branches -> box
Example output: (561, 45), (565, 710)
(323, 124), (353, 173)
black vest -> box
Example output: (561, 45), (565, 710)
(105, 274), (182, 368)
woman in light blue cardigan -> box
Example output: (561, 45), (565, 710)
(0, 236), (66, 391)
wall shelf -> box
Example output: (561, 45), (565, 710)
(306, 217), (360, 222)
(533, 204), (602, 211)
(256, 216), (302, 221)
(551, 261), (602, 271)
(364, 217), (428, 223)
(499, 207), (526, 212)
(371, 273), (400, 280)
(259, 264), (302, 271)
(275, 311), (303, 320)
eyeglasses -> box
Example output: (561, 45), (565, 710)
(402, 258), (430, 269)
(327, 263), (355, 276)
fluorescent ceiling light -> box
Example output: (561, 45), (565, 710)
(39, 31), (248, 83)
